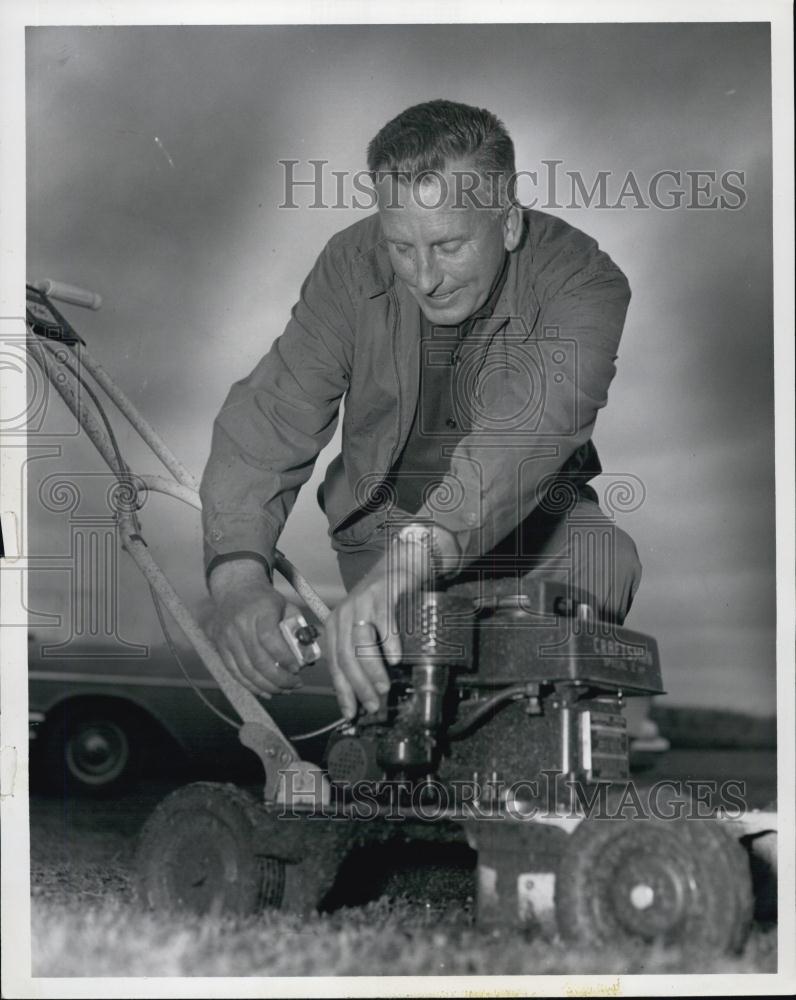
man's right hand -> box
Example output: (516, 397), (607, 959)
(208, 559), (304, 697)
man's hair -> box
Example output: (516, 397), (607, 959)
(366, 99), (516, 206)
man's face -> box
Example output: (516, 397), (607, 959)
(376, 162), (521, 326)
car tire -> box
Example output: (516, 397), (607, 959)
(39, 702), (140, 796)
(135, 782), (286, 917)
(555, 815), (754, 953)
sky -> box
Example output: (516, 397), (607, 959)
(24, 22), (775, 713)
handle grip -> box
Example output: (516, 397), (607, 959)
(33, 279), (102, 311)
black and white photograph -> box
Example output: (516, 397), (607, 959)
(1, 2), (794, 996)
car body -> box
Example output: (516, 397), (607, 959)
(28, 631), (340, 793)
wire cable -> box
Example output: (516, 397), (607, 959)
(447, 685), (529, 740)
(149, 581), (241, 729)
(37, 330), (242, 730)
(290, 717), (349, 742)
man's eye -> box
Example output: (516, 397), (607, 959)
(438, 241), (463, 255)
(391, 243), (411, 255)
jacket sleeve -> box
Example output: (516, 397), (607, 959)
(200, 241), (355, 578)
(416, 258), (631, 571)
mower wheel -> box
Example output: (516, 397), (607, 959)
(135, 782), (286, 917)
(555, 816), (754, 953)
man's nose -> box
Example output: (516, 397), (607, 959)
(414, 249), (442, 295)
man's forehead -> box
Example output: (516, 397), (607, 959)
(378, 197), (476, 236)
(374, 160), (491, 214)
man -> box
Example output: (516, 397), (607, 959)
(200, 99), (644, 725)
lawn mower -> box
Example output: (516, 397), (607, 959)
(24, 279), (778, 954)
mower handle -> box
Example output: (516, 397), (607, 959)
(32, 279), (102, 311)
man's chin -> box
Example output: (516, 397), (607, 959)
(418, 296), (473, 326)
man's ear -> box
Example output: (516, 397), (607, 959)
(502, 204), (523, 252)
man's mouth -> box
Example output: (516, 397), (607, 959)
(426, 288), (459, 303)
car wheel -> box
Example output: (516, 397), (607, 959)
(40, 703), (140, 795)
(555, 816), (754, 953)
(135, 782), (287, 917)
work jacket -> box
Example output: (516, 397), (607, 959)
(200, 210), (631, 578)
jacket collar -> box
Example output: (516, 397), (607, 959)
(354, 229), (395, 299)
(492, 223), (539, 337)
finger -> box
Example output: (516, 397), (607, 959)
(217, 638), (273, 698)
(247, 630), (303, 689)
(352, 620), (391, 695)
(380, 603), (403, 667)
(323, 618), (357, 720)
(216, 639), (250, 689)
(227, 629), (281, 696)
(336, 611), (380, 713)
(329, 662), (358, 721)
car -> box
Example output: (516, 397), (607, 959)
(28, 629), (340, 795)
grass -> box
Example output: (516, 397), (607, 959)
(31, 895), (778, 979)
(29, 791), (778, 979)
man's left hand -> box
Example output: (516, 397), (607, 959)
(320, 557), (402, 719)
(322, 542), (434, 718)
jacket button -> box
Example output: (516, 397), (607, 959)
(446, 417), (457, 429)
(210, 529), (223, 542)
(464, 512), (478, 526)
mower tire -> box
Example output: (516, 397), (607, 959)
(135, 782), (286, 917)
(555, 815), (754, 953)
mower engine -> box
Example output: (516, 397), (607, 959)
(324, 579), (663, 808)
